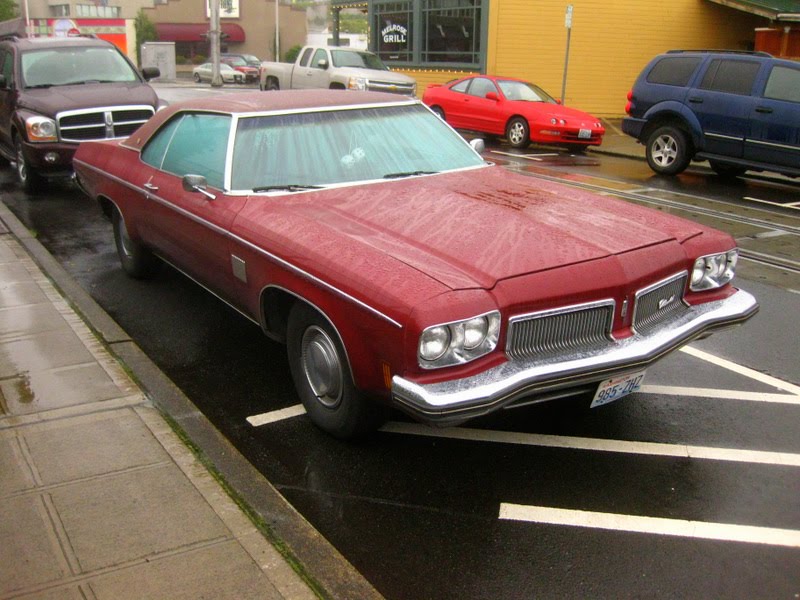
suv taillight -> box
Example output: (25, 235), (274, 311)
(625, 89), (634, 114)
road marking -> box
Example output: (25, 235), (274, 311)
(641, 385), (800, 405)
(380, 422), (800, 466)
(679, 346), (800, 395)
(743, 196), (800, 211)
(498, 504), (800, 548)
(246, 404), (306, 426)
(490, 150), (559, 161)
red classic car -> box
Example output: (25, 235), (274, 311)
(73, 90), (757, 439)
(423, 74), (605, 151)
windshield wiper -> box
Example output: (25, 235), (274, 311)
(252, 184), (323, 192)
(383, 170), (438, 179)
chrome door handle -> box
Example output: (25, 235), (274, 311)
(143, 182), (159, 191)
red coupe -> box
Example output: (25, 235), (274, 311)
(73, 90), (756, 439)
(423, 74), (605, 151)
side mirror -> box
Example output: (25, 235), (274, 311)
(317, 59), (329, 70)
(182, 174), (216, 200)
(141, 66), (161, 81)
(485, 91), (499, 101)
(470, 138), (485, 154)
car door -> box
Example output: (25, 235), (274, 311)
(688, 58), (761, 158)
(440, 78), (471, 128)
(0, 48), (16, 155)
(745, 62), (800, 169)
(136, 111), (246, 297)
(463, 77), (503, 133)
(293, 48), (329, 89)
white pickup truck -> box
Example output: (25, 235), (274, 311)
(259, 45), (416, 96)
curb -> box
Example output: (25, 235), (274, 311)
(0, 199), (384, 600)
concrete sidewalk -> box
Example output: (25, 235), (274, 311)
(0, 221), (325, 598)
(0, 201), (385, 599)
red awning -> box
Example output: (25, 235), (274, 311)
(155, 23), (245, 43)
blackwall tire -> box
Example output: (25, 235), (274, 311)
(645, 125), (691, 175)
(506, 117), (530, 148)
(15, 136), (43, 194)
(287, 303), (385, 439)
(112, 208), (160, 279)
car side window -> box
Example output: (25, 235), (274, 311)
(763, 65), (800, 103)
(646, 57), (701, 86)
(142, 113), (231, 189)
(699, 59), (760, 95)
(0, 49), (12, 88)
(298, 47), (313, 67)
(311, 49), (328, 69)
(450, 79), (469, 93)
(467, 77), (497, 98)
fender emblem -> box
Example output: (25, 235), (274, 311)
(658, 295), (676, 310)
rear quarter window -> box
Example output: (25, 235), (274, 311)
(646, 56), (702, 86)
(763, 65), (800, 103)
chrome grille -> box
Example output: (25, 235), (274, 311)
(506, 300), (615, 360)
(633, 272), (688, 334)
(57, 106), (154, 143)
(367, 80), (415, 95)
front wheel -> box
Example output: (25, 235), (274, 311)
(645, 125), (691, 175)
(112, 207), (160, 279)
(193, 73), (201, 83)
(287, 303), (385, 439)
(15, 136), (43, 193)
(505, 117), (530, 148)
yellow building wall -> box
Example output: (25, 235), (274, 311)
(486, 0), (766, 116)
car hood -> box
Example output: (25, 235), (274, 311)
(18, 82), (158, 116)
(276, 166), (703, 291)
(336, 67), (415, 84)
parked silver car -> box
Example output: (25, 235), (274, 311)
(192, 62), (243, 84)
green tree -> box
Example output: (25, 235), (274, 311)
(134, 10), (158, 66)
(0, 0), (18, 21)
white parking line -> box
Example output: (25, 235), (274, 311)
(246, 404), (306, 426)
(490, 150), (560, 161)
(379, 422), (800, 466)
(641, 385), (800, 405)
(743, 196), (800, 210)
(679, 346), (800, 395)
(498, 504), (800, 548)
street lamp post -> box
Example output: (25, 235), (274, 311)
(209, 0), (222, 87)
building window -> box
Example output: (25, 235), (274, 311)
(49, 5), (70, 16)
(422, 0), (481, 64)
(374, 1), (413, 63)
(371, 0), (485, 69)
(76, 4), (121, 17)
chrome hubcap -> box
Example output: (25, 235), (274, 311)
(652, 135), (678, 167)
(300, 326), (343, 408)
(16, 143), (26, 183)
(509, 123), (525, 144)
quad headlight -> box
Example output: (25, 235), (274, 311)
(690, 249), (738, 291)
(26, 116), (57, 143)
(418, 311), (501, 369)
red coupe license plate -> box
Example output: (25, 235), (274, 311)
(578, 128), (592, 139)
(590, 371), (646, 408)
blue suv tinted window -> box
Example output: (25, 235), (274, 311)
(699, 59), (760, 95)
(646, 56), (702, 86)
(764, 65), (800, 103)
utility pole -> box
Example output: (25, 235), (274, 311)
(209, 0), (223, 87)
(274, 0), (280, 61)
(561, 4), (573, 104)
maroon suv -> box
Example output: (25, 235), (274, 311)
(0, 34), (161, 192)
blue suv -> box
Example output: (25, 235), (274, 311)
(623, 50), (800, 177)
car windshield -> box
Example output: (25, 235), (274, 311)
(224, 57), (247, 66)
(331, 50), (388, 71)
(497, 80), (557, 103)
(21, 46), (138, 88)
(241, 54), (260, 64)
(231, 103), (485, 191)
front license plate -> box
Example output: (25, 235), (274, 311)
(590, 371), (646, 408)
(578, 128), (592, 139)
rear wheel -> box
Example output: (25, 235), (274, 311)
(266, 78), (279, 91)
(112, 207), (160, 279)
(193, 72), (201, 83)
(287, 303), (385, 439)
(505, 117), (530, 148)
(645, 125), (691, 175)
(15, 136), (43, 194)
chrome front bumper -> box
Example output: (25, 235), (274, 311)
(391, 289), (758, 425)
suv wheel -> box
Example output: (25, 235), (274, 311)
(645, 125), (691, 175)
(15, 136), (44, 193)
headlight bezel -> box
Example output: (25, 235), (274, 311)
(25, 115), (58, 143)
(418, 310), (501, 369)
(690, 249), (738, 291)
(347, 76), (368, 91)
